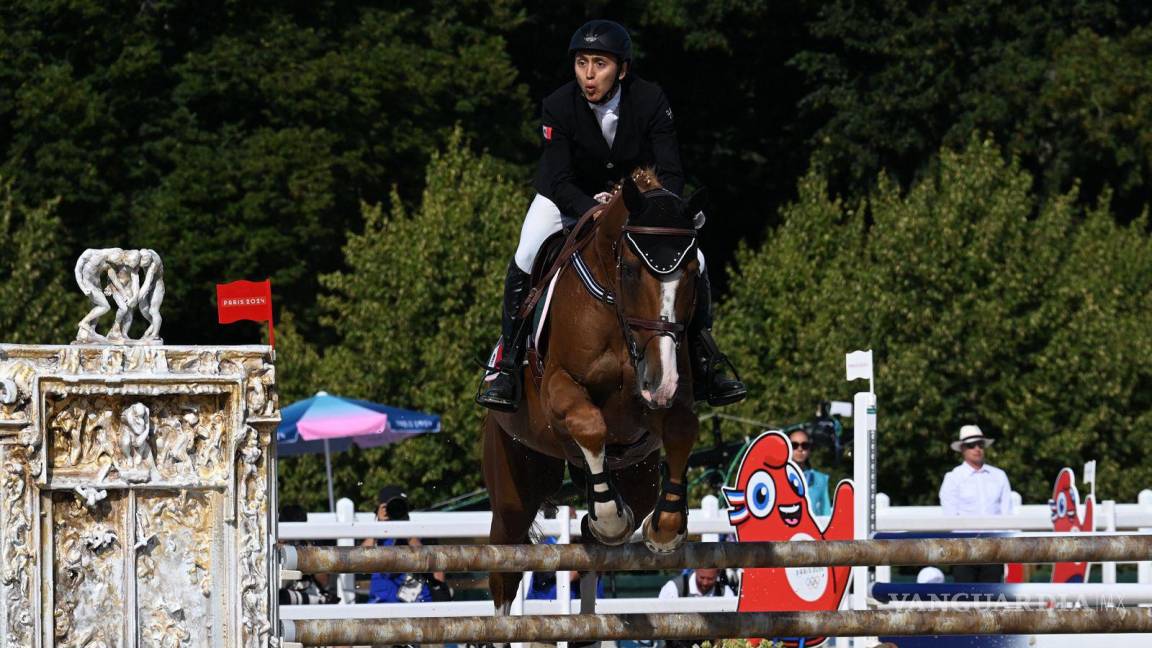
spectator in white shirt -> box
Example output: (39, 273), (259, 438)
(658, 567), (737, 599)
(939, 424), (1013, 582)
(658, 568), (737, 648)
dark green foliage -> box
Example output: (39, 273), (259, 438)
(795, 0), (1152, 215)
(0, 180), (80, 343)
(277, 131), (524, 510)
(0, 0), (532, 344)
(720, 137), (1152, 504)
(3, 1), (1152, 511)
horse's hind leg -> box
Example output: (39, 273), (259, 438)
(482, 414), (564, 614)
(642, 407), (699, 552)
(546, 372), (633, 545)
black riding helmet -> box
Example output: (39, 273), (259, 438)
(567, 19), (632, 65)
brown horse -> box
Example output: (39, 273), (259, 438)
(482, 169), (707, 612)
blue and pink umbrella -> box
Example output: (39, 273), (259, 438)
(276, 391), (441, 510)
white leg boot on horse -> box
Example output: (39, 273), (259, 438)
(545, 368), (636, 545)
(578, 451), (635, 546)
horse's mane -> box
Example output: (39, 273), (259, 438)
(629, 167), (662, 192)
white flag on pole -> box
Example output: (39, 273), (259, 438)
(845, 349), (874, 382)
(1083, 460), (1097, 497)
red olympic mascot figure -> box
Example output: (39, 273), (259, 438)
(1049, 467), (1094, 583)
(723, 430), (854, 648)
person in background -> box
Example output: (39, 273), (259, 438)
(278, 504), (336, 605)
(527, 504), (605, 601)
(658, 567), (736, 599)
(658, 568), (736, 648)
(790, 428), (831, 516)
(361, 486), (452, 602)
(939, 424), (1013, 583)
(917, 566), (946, 584)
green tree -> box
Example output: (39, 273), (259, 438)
(794, 1), (1152, 215)
(0, 180), (80, 343)
(276, 131), (525, 511)
(1039, 25), (1152, 211)
(0, 1), (533, 345)
(720, 137), (1152, 504)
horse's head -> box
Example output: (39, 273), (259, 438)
(607, 172), (707, 409)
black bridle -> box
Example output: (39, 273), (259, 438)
(596, 196), (698, 371)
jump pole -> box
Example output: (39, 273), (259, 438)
(281, 608), (1152, 646)
(281, 534), (1152, 574)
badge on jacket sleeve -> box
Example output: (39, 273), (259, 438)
(542, 125), (553, 141)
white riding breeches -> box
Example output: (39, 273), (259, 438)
(513, 193), (707, 274)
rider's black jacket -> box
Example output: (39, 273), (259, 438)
(535, 76), (685, 222)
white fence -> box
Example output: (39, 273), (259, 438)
(279, 489), (1152, 614)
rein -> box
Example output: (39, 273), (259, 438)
(522, 188), (697, 373)
(516, 203), (604, 320)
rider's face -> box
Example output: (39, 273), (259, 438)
(574, 52), (625, 103)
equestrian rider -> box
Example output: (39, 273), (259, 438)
(476, 19), (746, 412)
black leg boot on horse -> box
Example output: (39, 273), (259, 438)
(476, 261), (533, 412)
(690, 269), (747, 406)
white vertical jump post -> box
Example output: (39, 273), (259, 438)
(1102, 499), (1118, 584)
(846, 349), (876, 623)
(1139, 490), (1152, 584)
(556, 505), (573, 613)
(556, 505), (572, 648)
(336, 497), (358, 604)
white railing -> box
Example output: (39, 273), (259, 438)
(279, 489), (1152, 616)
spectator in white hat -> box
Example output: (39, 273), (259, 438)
(939, 424), (1013, 582)
(916, 566), (946, 584)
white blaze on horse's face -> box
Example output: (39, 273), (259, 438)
(639, 269), (682, 409)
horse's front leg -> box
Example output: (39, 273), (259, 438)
(642, 406), (698, 553)
(546, 370), (634, 545)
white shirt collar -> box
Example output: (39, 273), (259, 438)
(588, 86), (622, 115)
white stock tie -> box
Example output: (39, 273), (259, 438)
(601, 108), (618, 148)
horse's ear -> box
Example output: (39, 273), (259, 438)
(622, 176), (645, 214)
(686, 188), (709, 223)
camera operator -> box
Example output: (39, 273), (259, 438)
(278, 504), (337, 605)
(361, 486), (452, 603)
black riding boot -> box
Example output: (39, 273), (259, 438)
(690, 269), (747, 406)
(476, 261), (533, 412)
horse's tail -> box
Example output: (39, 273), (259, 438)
(529, 498), (564, 544)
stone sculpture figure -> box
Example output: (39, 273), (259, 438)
(75, 248), (124, 343)
(107, 250), (141, 341)
(138, 249), (164, 340)
(74, 248), (165, 344)
(119, 402), (159, 482)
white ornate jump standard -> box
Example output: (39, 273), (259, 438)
(0, 249), (278, 647)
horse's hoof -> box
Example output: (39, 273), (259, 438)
(584, 505), (634, 546)
(640, 511), (686, 554)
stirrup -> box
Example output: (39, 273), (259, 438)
(704, 354), (746, 406)
(475, 363), (523, 413)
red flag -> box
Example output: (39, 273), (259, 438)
(216, 279), (274, 346)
